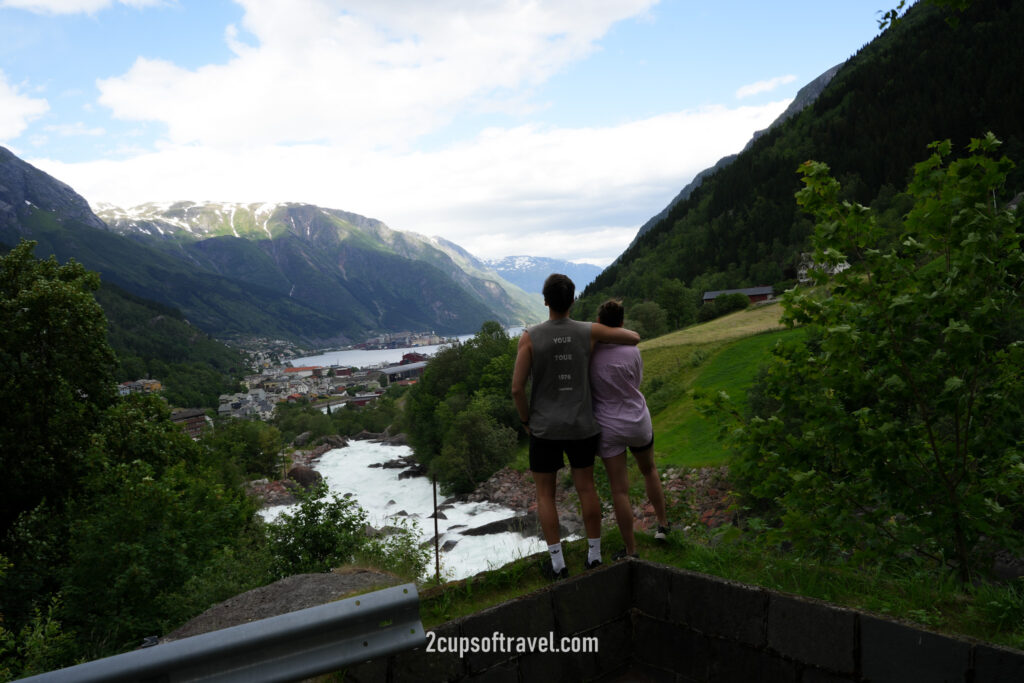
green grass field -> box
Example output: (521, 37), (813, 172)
(638, 303), (801, 469)
(647, 325), (804, 469)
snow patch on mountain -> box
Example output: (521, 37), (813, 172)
(483, 256), (602, 294)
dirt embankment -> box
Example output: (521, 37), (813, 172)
(466, 464), (735, 531)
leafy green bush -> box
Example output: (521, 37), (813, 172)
(697, 292), (749, 323)
(263, 484), (427, 579)
(710, 135), (1024, 582)
(0, 588), (76, 681)
(201, 418), (285, 478)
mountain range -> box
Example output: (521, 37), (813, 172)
(0, 150), (546, 344)
(6, 1), (1020, 350)
(482, 256), (602, 294)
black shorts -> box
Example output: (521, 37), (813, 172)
(529, 433), (601, 473)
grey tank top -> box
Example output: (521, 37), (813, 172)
(527, 318), (599, 439)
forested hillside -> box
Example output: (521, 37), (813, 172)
(95, 282), (247, 408)
(0, 242), (427, 678)
(578, 0), (1024, 318)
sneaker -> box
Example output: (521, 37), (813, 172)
(541, 560), (569, 581)
(585, 558), (602, 570)
(612, 549), (639, 561)
(654, 525), (670, 541)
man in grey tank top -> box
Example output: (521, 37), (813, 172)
(511, 274), (640, 579)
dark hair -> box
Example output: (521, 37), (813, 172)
(542, 273), (575, 313)
(597, 299), (624, 327)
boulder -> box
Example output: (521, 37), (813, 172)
(461, 513), (540, 537)
(293, 431), (314, 447)
(381, 457), (411, 469)
(381, 432), (410, 446)
(161, 569), (402, 643)
(286, 465), (323, 490)
(324, 434), (349, 448)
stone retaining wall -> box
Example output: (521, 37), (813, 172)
(341, 560), (1024, 682)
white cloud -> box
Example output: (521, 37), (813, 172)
(96, 0), (659, 149)
(0, 0), (164, 14)
(33, 97), (790, 265)
(735, 74), (797, 99)
(0, 70), (49, 141)
(15, 0), (798, 265)
(44, 122), (106, 136)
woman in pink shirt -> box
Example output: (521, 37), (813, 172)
(590, 299), (669, 558)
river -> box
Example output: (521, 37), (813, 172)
(258, 440), (545, 580)
(289, 327), (525, 369)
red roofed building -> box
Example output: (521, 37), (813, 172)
(284, 366), (322, 378)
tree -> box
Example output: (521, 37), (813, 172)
(0, 240), (117, 538)
(404, 321), (519, 489)
(0, 245), (267, 667)
(710, 135), (1024, 582)
(655, 279), (698, 330)
(879, 0), (971, 30)
(627, 301), (669, 339)
(432, 397), (518, 493)
(201, 417), (285, 478)
(696, 292), (749, 323)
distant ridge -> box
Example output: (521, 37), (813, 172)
(625, 62), (844, 252)
(0, 149), (545, 343)
(482, 255), (602, 294)
(96, 200), (547, 338)
(583, 0), (1024, 310)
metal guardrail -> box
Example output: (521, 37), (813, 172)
(20, 582), (424, 683)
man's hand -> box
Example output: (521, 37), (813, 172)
(591, 322), (640, 347)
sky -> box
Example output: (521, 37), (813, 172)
(0, 0), (893, 266)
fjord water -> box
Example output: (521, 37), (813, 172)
(259, 440), (545, 580)
(290, 327), (524, 368)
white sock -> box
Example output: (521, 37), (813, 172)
(548, 543), (565, 572)
(587, 537), (601, 564)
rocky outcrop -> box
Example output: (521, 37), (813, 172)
(466, 464), (736, 536)
(0, 146), (108, 235)
(352, 429), (410, 446)
(321, 434), (350, 449)
(246, 478), (298, 506)
(380, 432), (409, 446)
(286, 465), (323, 490)
(461, 513), (538, 537)
(160, 568), (403, 643)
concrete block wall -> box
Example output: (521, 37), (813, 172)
(340, 560), (1024, 682)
